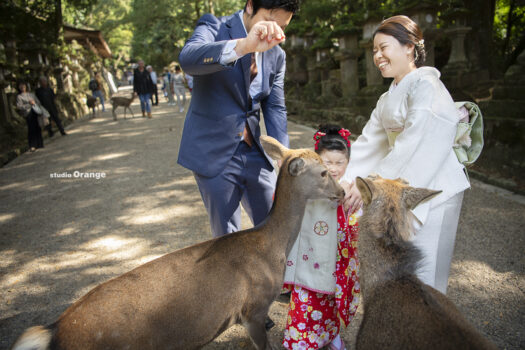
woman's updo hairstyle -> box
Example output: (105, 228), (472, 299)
(374, 15), (426, 67)
(313, 124), (351, 158)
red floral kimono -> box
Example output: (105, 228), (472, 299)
(283, 205), (360, 350)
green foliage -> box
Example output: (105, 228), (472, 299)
(493, 0), (525, 59)
(129, 0), (243, 70)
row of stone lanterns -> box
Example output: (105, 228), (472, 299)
(284, 5), (481, 115)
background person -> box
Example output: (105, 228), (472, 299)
(16, 82), (44, 152)
(172, 66), (186, 113)
(35, 76), (67, 137)
(133, 60), (154, 118)
(147, 65), (159, 106)
(89, 72), (105, 112)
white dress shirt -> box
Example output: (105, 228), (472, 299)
(219, 10), (262, 99)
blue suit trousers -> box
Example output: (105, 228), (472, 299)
(194, 141), (277, 237)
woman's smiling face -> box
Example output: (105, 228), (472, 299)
(373, 32), (415, 84)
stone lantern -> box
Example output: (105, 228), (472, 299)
(316, 47), (332, 97)
(442, 9), (471, 73)
(359, 19), (383, 87)
(334, 30), (360, 99)
(305, 33), (320, 85)
(288, 34), (308, 85)
(408, 5), (438, 67)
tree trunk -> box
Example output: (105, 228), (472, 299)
(502, 0), (516, 57)
(464, 0), (497, 76)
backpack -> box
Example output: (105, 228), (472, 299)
(89, 79), (98, 91)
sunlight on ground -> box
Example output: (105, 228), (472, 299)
(452, 260), (519, 296)
(54, 227), (78, 237)
(128, 213), (169, 225)
(75, 198), (101, 209)
(91, 152), (130, 161)
(0, 182), (27, 191)
(0, 249), (17, 268)
(0, 213), (16, 224)
(85, 236), (141, 251)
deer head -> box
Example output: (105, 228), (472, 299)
(355, 175), (441, 242)
(260, 136), (344, 202)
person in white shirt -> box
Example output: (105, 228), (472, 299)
(341, 15), (470, 294)
(171, 66), (186, 113)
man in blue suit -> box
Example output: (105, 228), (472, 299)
(178, 0), (299, 238)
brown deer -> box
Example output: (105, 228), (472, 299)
(354, 175), (498, 350)
(85, 94), (99, 119)
(110, 92), (135, 120)
(10, 136), (344, 350)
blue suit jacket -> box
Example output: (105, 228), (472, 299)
(177, 11), (289, 178)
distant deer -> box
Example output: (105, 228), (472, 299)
(85, 94), (99, 119)
(354, 175), (498, 350)
(10, 136), (344, 350)
(110, 92), (135, 120)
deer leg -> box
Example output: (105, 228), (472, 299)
(112, 106), (117, 121)
(243, 311), (275, 350)
(128, 106), (134, 118)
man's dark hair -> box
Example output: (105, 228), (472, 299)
(245, 0), (299, 15)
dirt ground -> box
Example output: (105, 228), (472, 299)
(0, 92), (524, 349)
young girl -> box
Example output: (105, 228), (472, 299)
(283, 125), (360, 350)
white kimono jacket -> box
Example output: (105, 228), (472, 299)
(342, 67), (470, 225)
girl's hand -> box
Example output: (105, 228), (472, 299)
(341, 180), (363, 213)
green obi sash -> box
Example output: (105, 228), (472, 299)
(385, 102), (484, 167)
(453, 101), (484, 166)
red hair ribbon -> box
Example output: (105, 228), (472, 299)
(338, 128), (351, 147)
(313, 131), (326, 150)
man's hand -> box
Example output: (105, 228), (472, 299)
(235, 21), (285, 56)
(340, 180), (363, 214)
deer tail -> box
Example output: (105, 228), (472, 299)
(10, 325), (52, 350)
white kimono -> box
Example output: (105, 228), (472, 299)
(342, 67), (470, 293)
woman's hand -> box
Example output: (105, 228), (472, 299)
(340, 180), (363, 213)
(29, 99), (36, 105)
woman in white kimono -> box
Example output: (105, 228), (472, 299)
(341, 15), (470, 294)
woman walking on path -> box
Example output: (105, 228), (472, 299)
(341, 15), (470, 294)
(172, 66), (186, 113)
(16, 82), (44, 152)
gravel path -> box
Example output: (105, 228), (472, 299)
(1, 91), (523, 349)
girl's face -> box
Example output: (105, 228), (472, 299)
(319, 150), (349, 181)
(373, 32), (416, 84)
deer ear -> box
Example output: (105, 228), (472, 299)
(260, 135), (288, 161)
(288, 158), (305, 176)
(355, 176), (374, 205)
(403, 187), (442, 210)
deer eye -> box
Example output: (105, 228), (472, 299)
(321, 170), (328, 177)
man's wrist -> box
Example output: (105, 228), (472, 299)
(234, 38), (248, 57)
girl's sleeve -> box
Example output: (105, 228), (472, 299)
(342, 105), (389, 183)
(375, 78), (457, 189)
